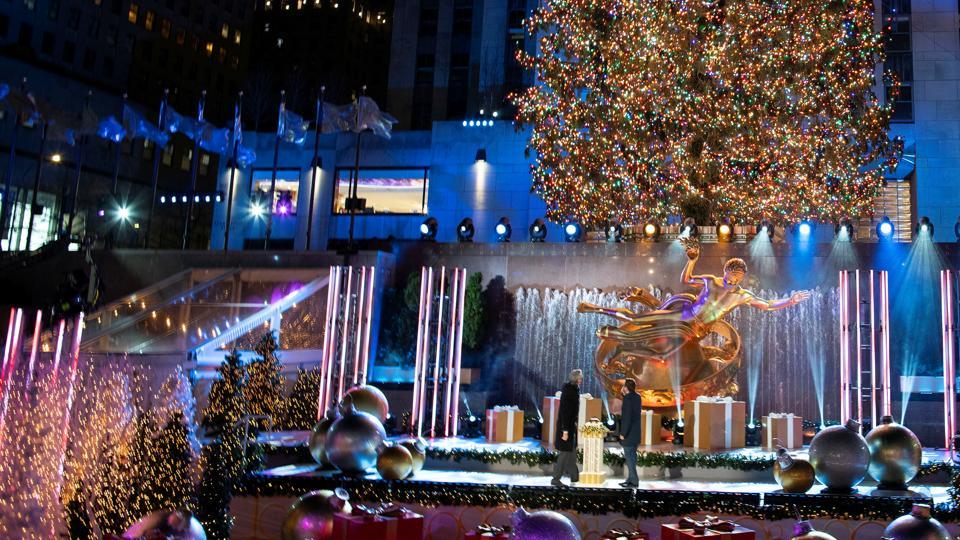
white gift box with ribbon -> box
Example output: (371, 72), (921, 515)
(761, 412), (803, 450)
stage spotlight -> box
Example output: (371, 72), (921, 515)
(796, 221), (813, 239)
(495, 217), (512, 242)
(160, 195), (166, 204)
(563, 221), (582, 242)
(716, 221), (733, 242)
(915, 216), (934, 237)
(642, 221), (660, 241)
(876, 216), (894, 240)
(420, 217), (439, 241)
(457, 217), (475, 242)
(679, 217), (699, 239)
(606, 221), (623, 243)
(117, 206), (131, 221)
(250, 202), (265, 218)
(756, 219), (774, 240)
(835, 219), (854, 241)
(529, 218), (547, 242)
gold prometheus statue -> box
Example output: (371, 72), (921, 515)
(578, 238), (812, 409)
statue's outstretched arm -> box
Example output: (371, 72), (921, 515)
(680, 239), (715, 287)
(746, 290), (812, 311)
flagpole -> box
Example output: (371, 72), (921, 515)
(64, 91), (92, 241)
(0, 78), (26, 252)
(181, 90), (205, 250)
(24, 117), (49, 252)
(144, 88), (169, 249)
(106, 93), (126, 249)
(264, 90), (284, 251)
(110, 93), (127, 195)
(305, 86), (324, 251)
(224, 91), (242, 252)
(347, 85), (366, 253)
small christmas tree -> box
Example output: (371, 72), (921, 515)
(129, 411), (198, 518)
(463, 272), (484, 350)
(278, 366), (323, 430)
(202, 349), (249, 437)
(244, 332), (285, 431)
(197, 349), (252, 540)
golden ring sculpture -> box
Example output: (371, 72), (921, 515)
(578, 237), (812, 409)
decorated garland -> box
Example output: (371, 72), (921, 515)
(241, 475), (930, 522)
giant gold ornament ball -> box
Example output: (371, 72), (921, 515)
(325, 408), (386, 475)
(882, 504), (951, 540)
(342, 384), (390, 422)
(774, 456), (815, 493)
(281, 489), (352, 540)
(808, 420), (870, 492)
(124, 509), (207, 540)
(377, 443), (414, 480)
(866, 415), (921, 489)
(308, 416), (336, 466)
(399, 438), (426, 476)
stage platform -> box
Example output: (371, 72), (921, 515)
(233, 432), (958, 539)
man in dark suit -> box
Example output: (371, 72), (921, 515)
(618, 378), (641, 487)
(551, 368), (583, 487)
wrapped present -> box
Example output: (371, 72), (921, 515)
(640, 409), (662, 446)
(379, 505), (424, 539)
(761, 413), (802, 450)
(486, 406), (523, 443)
(541, 393), (603, 450)
(578, 393), (603, 448)
(661, 516), (755, 539)
(600, 528), (650, 539)
(333, 505), (424, 540)
(465, 523), (512, 539)
(542, 395), (561, 450)
(682, 396), (746, 450)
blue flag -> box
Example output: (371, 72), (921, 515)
(237, 145), (257, 167)
(123, 104), (169, 146)
(163, 106), (205, 141)
(344, 96), (398, 139)
(277, 105), (309, 145)
(97, 115), (125, 143)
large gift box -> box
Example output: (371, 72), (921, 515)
(761, 413), (803, 450)
(486, 406), (524, 443)
(661, 517), (755, 540)
(541, 393), (603, 450)
(682, 397), (746, 450)
(332, 506), (424, 540)
(640, 409), (662, 446)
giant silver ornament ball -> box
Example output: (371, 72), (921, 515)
(308, 414), (337, 466)
(280, 488), (352, 540)
(808, 419), (870, 492)
(882, 504), (951, 540)
(123, 509), (207, 540)
(867, 415), (922, 490)
(324, 407), (386, 475)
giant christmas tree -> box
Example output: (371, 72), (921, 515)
(514, 0), (899, 225)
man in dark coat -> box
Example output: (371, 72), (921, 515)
(618, 378), (642, 487)
(551, 368), (583, 487)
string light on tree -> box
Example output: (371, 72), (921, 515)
(513, 0), (900, 225)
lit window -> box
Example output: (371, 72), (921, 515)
(233, 29), (241, 44)
(161, 144), (174, 166)
(180, 148), (192, 171)
(204, 41), (213, 56)
(127, 2), (138, 23)
(218, 46), (226, 63)
(220, 22), (229, 39)
(144, 10), (154, 30)
(333, 168), (429, 215)
(160, 19), (171, 38)
(200, 153), (211, 175)
(252, 170), (301, 215)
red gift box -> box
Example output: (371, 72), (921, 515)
(661, 522), (755, 540)
(333, 510), (424, 540)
